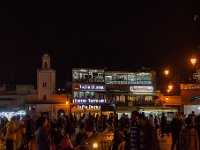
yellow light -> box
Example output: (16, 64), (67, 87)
(168, 84), (173, 90)
(164, 69), (169, 76)
(165, 97), (169, 101)
(92, 143), (98, 148)
(191, 58), (197, 66)
(167, 89), (171, 93)
(66, 101), (69, 105)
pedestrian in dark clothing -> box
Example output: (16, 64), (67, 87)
(161, 113), (168, 138)
(75, 126), (87, 146)
(129, 111), (140, 150)
(139, 114), (160, 150)
(195, 115), (200, 150)
(180, 117), (199, 150)
(170, 114), (182, 150)
(53, 128), (64, 150)
(112, 126), (122, 150)
(23, 115), (35, 145)
(35, 116), (51, 150)
(123, 127), (130, 150)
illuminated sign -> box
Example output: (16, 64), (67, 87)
(77, 105), (101, 109)
(130, 86), (153, 92)
(191, 96), (200, 102)
(79, 84), (105, 91)
(73, 99), (106, 104)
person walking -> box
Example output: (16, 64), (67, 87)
(129, 111), (140, 150)
(170, 114), (182, 150)
(139, 114), (160, 150)
(160, 113), (168, 138)
(179, 117), (199, 150)
(35, 116), (51, 150)
(15, 116), (26, 150)
(5, 116), (17, 150)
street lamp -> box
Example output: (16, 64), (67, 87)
(162, 68), (180, 95)
(168, 84), (173, 91)
(191, 58), (197, 66)
(164, 69), (170, 76)
(190, 57), (200, 83)
(167, 89), (171, 93)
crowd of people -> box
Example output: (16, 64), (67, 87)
(0, 110), (200, 150)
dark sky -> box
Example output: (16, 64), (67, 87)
(0, 1), (200, 87)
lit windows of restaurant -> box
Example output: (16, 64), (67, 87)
(71, 68), (160, 118)
(71, 68), (107, 115)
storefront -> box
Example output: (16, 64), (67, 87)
(180, 83), (200, 116)
(72, 69), (107, 115)
(184, 105), (200, 116)
(115, 106), (138, 118)
(135, 106), (177, 121)
(72, 68), (162, 118)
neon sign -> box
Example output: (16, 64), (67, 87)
(77, 105), (101, 109)
(79, 84), (105, 90)
(191, 96), (200, 102)
(130, 86), (153, 92)
(73, 99), (106, 104)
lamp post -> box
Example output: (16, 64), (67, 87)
(190, 57), (200, 83)
(168, 84), (173, 91)
(164, 69), (170, 76)
(191, 58), (197, 66)
(163, 68), (180, 95)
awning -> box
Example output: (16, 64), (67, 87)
(138, 106), (178, 113)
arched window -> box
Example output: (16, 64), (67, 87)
(43, 95), (46, 100)
(43, 82), (47, 87)
(44, 61), (48, 68)
(120, 95), (125, 102)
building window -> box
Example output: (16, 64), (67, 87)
(44, 61), (48, 68)
(43, 82), (47, 87)
(145, 96), (153, 101)
(43, 95), (47, 100)
(120, 95), (125, 102)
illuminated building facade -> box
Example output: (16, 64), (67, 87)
(72, 68), (160, 117)
(72, 68), (106, 113)
(26, 54), (70, 118)
(37, 54), (56, 100)
(180, 84), (200, 115)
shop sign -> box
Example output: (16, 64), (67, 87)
(73, 99), (106, 104)
(101, 104), (115, 111)
(130, 86), (153, 92)
(191, 96), (200, 102)
(79, 84), (105, 91)
(77, 105), (101, 109)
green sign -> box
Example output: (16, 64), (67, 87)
(191, 96), (200, 102)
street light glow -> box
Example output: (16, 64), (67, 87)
(164, 69), (169, 76)
(168, 84), (173, 90)
(191, 58), (197, 66)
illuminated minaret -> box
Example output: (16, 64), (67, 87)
(37, 54), (56, 100)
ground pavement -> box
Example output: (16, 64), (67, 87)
(0, 134), (172, 150)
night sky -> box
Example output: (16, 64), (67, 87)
(0, 1), (200, 88)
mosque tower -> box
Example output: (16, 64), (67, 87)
(37, 54), (56, 100)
